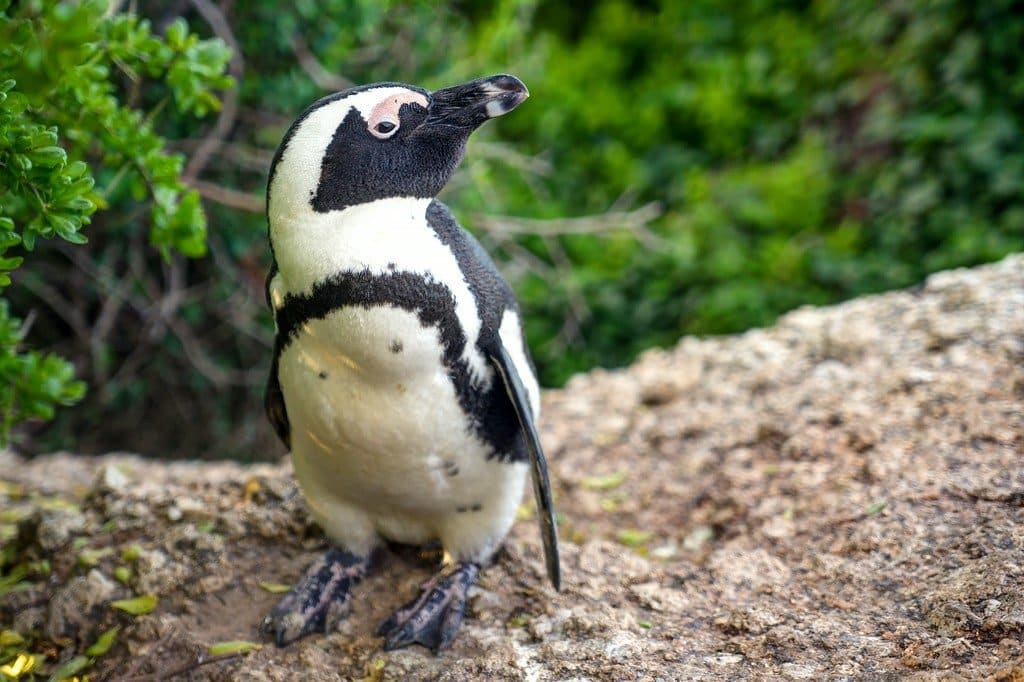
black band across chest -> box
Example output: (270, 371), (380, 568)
(274, 268), (526, 463)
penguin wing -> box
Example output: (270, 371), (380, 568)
(265, 349), (291, 450)
(487, 340), (561, 591)
(264, 261), (291, 449)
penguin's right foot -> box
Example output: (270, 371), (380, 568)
(375, 561), (479, 653)
(261, 548), (369, 646)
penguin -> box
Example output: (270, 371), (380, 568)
(261, 74), (560, 653)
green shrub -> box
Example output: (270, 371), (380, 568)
(0, 0), (230, 444)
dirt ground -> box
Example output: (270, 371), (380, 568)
(2, 254), (1022, 681)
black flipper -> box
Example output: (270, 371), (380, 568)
(488, 342), (561, 591)
(265, 258), (291, 449)
(265, 344), (291, 449)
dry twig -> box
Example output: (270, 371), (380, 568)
(187, 178), (264, 212)
(183, 0), (243, 182)
(475, 202), (663, 238)
(291, 33), (352, 92)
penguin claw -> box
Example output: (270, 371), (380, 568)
(376, 562), (479, 654)
(261, 548), (368, 646)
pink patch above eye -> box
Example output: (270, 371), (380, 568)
(367, 91), (428, 135)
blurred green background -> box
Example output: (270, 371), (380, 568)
(2, 0), (1022, 459)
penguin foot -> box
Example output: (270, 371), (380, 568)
(262, 548), (369, 646)
(375, 561), (479, 653)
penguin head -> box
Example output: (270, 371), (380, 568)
(268, 74), (528, 217)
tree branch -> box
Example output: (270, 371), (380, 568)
(475, 202), (663, 237)
(182, 0), (243, 182)
(291, 33), (352, 92)
(186, 178), (264, 212)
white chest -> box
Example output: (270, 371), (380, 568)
(277, 306), (507, 520)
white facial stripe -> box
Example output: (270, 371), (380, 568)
(268, 86), (424, 221)
(272, 197), (491, 385)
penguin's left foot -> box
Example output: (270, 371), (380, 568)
(375, 561), (479, 653)
(262, 548), (369, 646)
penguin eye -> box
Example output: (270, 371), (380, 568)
(370, 118), (399, 139)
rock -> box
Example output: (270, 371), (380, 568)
(0, 254), (1022, 680)
(45, 569), (120, 642)
(93, 462), (131, 495)
(35, 508), (86, 552)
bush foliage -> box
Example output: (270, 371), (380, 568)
(0, 0), (230, 445)
(4, 0), (1021, 456)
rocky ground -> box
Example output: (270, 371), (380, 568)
(1, 254), (1023, 681)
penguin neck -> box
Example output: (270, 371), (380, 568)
(270, 196), (434, 296)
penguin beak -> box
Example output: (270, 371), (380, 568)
(426, 74), (529, 130)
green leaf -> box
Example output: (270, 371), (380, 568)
(208, 640), (262, 656)
(0, 630), (24, 647)
(616, 529), (654, 547)
(27, 145), (67, 167)
(0, 564), (28, 597)
(866, 501), (887, 516)
(0, 90), (27, 114)
(581, 471), (627, 490)
(46, 655), (90, 681)
(46, 212), (79, 237)
(60, 231), (88, 245)
(165, 18), (188, 50)
(121, 544), (143, 562)
(76, 547), (113, 568)
(85, 625), (120, 657)
(65, 160), (89, 178)
(109, 594), (158, 615)
(60, 197), (95, 212)
(257, 581), (292, 594)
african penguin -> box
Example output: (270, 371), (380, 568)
(261, 74), (560, 653)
